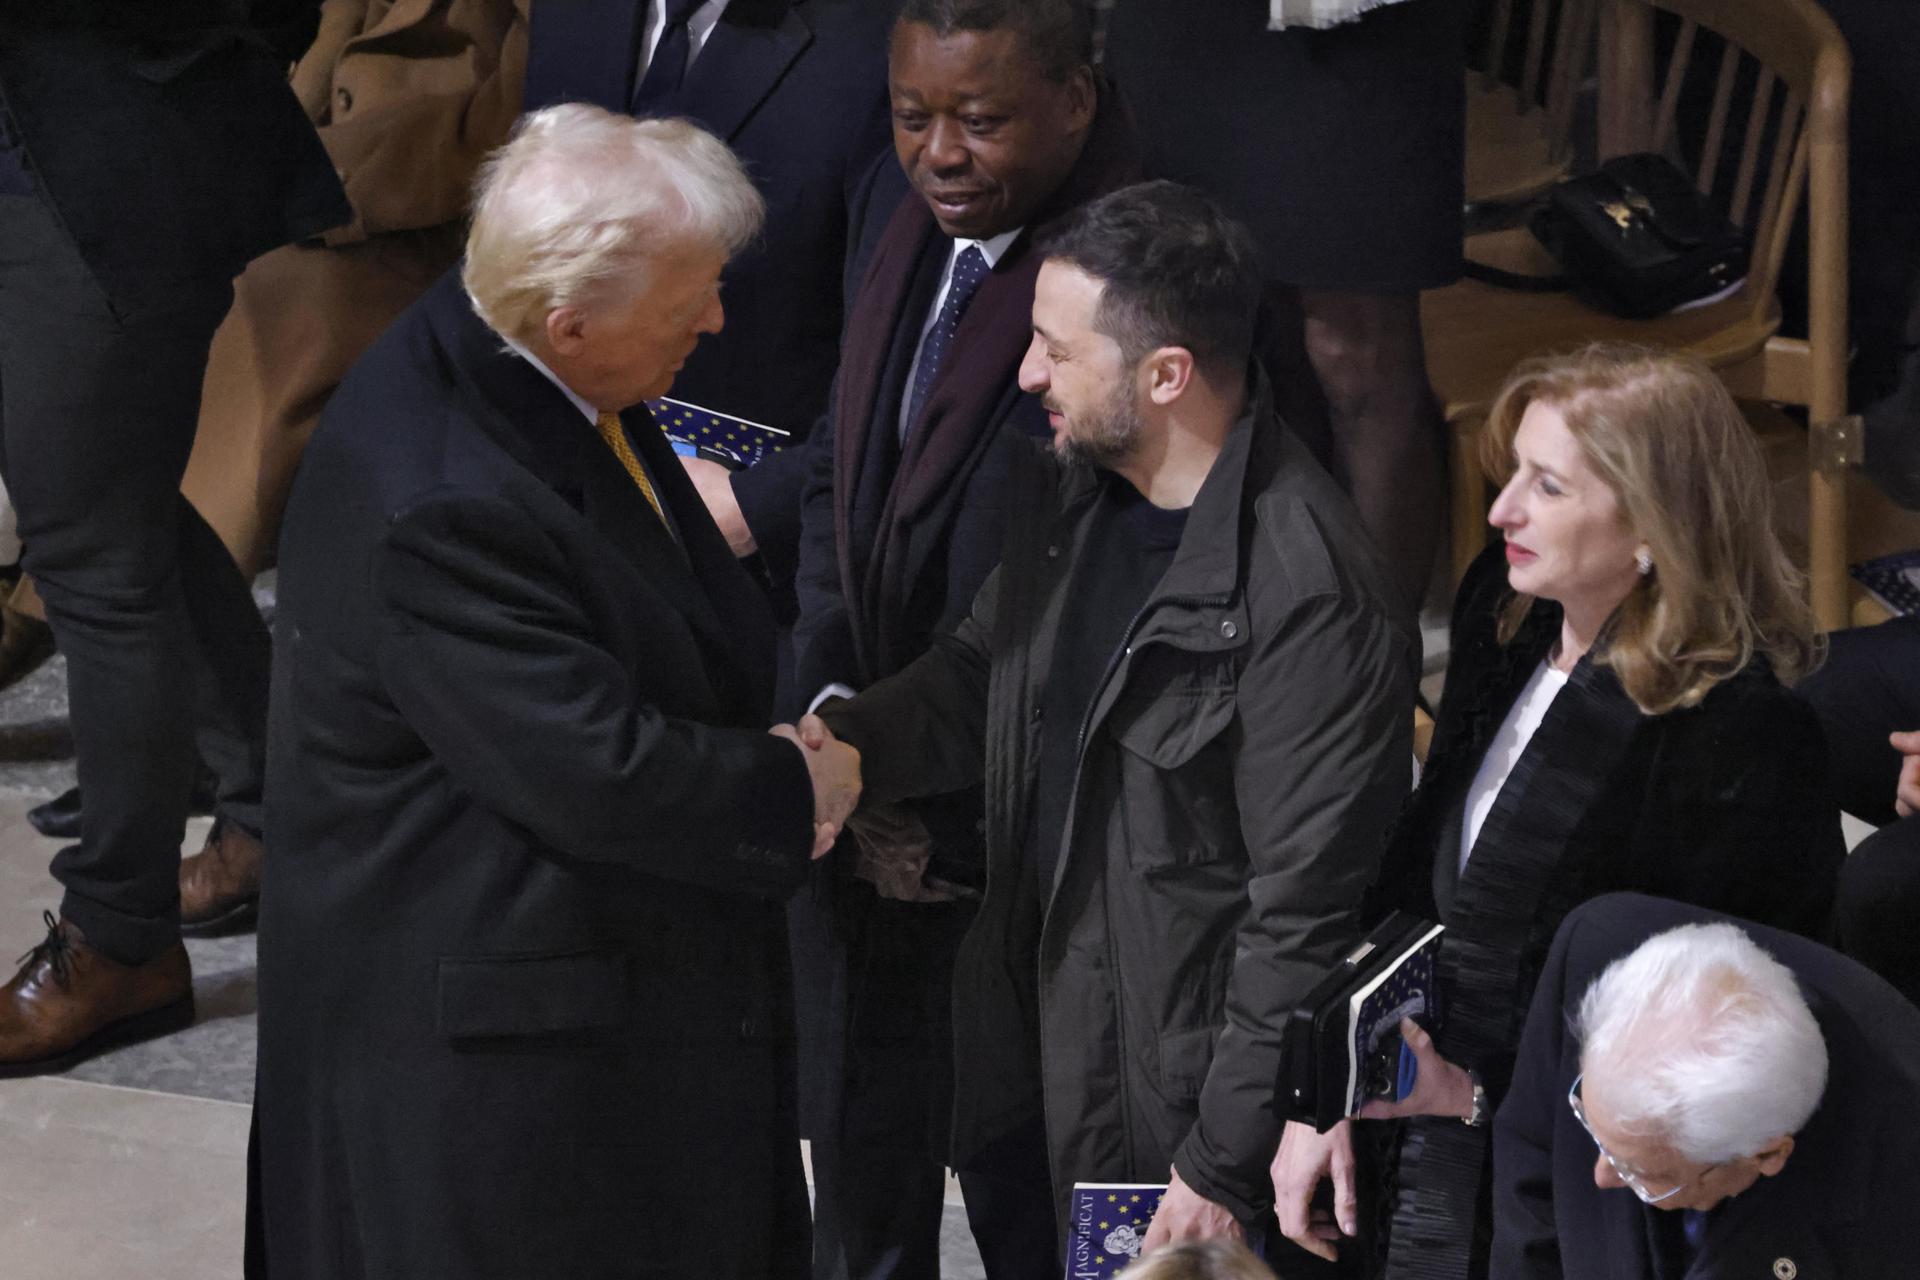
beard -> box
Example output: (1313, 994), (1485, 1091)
(1051, 380), (1143, 469)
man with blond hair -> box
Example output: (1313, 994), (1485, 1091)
(249, 105), (860, 1279)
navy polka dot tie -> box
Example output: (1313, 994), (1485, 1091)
(903, 245), (990, 440)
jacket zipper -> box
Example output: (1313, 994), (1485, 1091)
(1045, 590), (1228, 1174)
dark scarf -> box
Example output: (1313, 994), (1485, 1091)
(831, 86), (1142, 682)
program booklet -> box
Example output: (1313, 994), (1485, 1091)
(1064, 1184), (1164, 1279)
(646, 396), (790, 470)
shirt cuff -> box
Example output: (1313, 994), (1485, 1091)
(806, 683), (857, 716)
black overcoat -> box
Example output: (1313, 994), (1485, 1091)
(251, 273), (819, 1279)
(1493, 893), (1920, 1280)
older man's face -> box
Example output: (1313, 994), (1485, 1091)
(888, 23), (1094, 240)
(549, 244), (727, 412)
(1577, 1070), (1786, 1213)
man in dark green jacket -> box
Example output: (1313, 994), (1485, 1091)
(795, 182), (1416, 1268)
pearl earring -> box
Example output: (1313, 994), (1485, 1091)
(1635, 548), (1653, 576)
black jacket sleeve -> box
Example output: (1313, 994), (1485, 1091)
(815, 568), (1000, 804)
(371, 492), (817, 899)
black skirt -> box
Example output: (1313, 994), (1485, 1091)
(1103, 0), (1467, 293)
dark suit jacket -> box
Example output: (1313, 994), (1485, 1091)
(253, 271), (818, 1279)
(523, 0), (891, 569)
(1493, 893), (1920, 1280)
(0, 2), (349, 310)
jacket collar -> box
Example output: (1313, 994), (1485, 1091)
(420, 272), (777, 710)
(1111, 366), (1278, 654)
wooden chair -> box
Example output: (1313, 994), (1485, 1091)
(1465, 0), (1594, 208)
(1430, 0), (1853, 629)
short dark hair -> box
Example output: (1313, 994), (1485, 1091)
(895, 0), (1093, 83)
(1042, 181), (1264, 380)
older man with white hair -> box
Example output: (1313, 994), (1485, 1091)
(1492, 893), (1920, 1280)
(249, 104), (859, 1279)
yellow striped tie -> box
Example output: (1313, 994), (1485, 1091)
(593, 411), (667, 526)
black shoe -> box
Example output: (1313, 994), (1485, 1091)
(28, 769), (219, 841)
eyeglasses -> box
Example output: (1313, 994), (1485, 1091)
(1567, 1074), (1716, 1205)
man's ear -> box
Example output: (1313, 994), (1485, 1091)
(544, 306), (588, 357)
(1753, 1135), (1795, 1178)
(1060, 65), (1097, 136)
(1144, 346), (1196, 407)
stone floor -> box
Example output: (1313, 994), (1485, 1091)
(0, 616), (986, 1279)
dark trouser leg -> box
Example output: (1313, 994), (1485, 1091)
(1796, 617), (1920, 824)
(0, 193), (260, 963)
(1836, 815), (1920, 1007)
(956, 1119), (1058, 1280)
(1296, 289), (1445, 616)
(799, 881), (966, 1280)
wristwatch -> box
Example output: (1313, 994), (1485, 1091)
(1463, 1069), (1489, 1128)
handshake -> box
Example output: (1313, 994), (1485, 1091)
(770, 714), (862, 858)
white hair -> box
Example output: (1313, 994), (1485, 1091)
(1575, 922), (1828, 1164)
(461, 104), (765, 345)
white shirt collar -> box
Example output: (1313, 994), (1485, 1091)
(502, 335), (600, 425)
(954, 227), (1023, 270)
(643, 0), (730, 73)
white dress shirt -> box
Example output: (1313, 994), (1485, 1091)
(896, 228), (1023, 440)
(638, 0), (729, 87)
(1459, 659), (1568, 872)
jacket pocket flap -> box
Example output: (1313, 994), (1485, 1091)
(437, 951), (628, 1039)
(1111, 688), (1235, 770)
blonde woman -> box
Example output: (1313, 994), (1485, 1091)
(1272, 345), (1843, 1276)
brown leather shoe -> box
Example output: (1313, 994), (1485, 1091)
(179, 819), (262, 937)
(0, 912), (194, 1077)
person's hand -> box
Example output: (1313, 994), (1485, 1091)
(681, 456), (755, 557)
(1356, 1018), (1476, 1122)
(1892, 729), (1920, 817)
(770, 715), (859, 857)
(1271, 1119), (1357, 1263)
(1141, 1167), (1244, 1251)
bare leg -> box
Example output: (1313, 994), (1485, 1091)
(1298, 290), (1446, 615)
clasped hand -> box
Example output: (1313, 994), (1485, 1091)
(1271, 1018), (1475, 1261)
(769, 714), (861, 858)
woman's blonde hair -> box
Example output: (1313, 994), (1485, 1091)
(1480, 343), (1820, 714)
(1115, 1240), (1276, 1280)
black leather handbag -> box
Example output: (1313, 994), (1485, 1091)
(1466, 152), (1750, 319)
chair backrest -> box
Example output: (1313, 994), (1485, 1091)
(1625, 0), (1850, 338)
(1475, 0), (1597, 163)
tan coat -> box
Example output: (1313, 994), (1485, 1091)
(181, 0), (527, 575)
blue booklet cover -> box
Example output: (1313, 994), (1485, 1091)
(646, 396), (790, 469)
(1851, 549), (1920, 617)
(1065, 1184), (1164, 1278)
(1343, 920), (1445, 1115)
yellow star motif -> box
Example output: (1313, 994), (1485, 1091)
(1107, 1195), (1117, 1203)
(1129, 1194), (1141, 1203)
(1095, 1258), (1105, 1266)
(1099, 1222), (1109, 1230)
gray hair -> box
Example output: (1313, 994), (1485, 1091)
(462, 104), (765, 346)
(1576, 922), (1828, 1164)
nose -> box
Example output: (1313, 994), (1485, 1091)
(1594, 1155), (1626, 1191)
(1488, 473), (1524, 532)
(924, 117), (970, 174)
(700, 292), (725, 337)
(1017, 335), (1049, 396)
